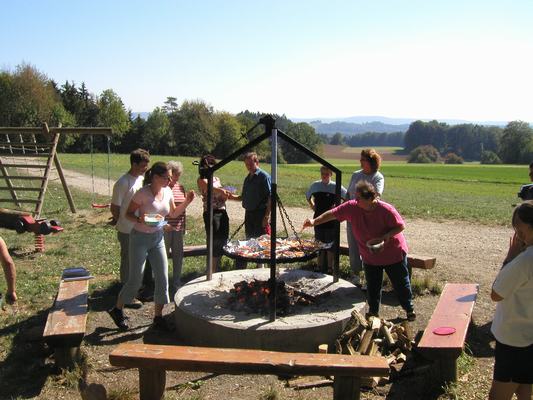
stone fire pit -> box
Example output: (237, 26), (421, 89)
(174, 268), (365, 352)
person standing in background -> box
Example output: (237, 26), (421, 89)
(164, 161), (186, 293)
(110, 148), (150, 307)
(306, 166), (347, 272)
(241, 152), (271, 239)
(197, 154), (240, 272)
(347, 149), (384, 285)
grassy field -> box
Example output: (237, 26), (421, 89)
(57, 153), (524, 225)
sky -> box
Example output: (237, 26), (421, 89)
(2, 0), (533, 123)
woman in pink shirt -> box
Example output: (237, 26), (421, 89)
(304, 180), (415, 320)
(108, 162), (195, 332)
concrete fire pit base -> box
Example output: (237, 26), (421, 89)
(174, 268), (365, 353)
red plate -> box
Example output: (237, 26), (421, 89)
(433, 326), (456, 335)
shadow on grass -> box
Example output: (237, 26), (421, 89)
(384, 355), (445, 400)
(465, 320), (494, 358)
(0, 309), (53, 399)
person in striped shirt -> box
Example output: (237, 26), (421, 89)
(164, 161), (187, 293)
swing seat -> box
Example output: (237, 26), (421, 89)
(91, 203), (110, 209)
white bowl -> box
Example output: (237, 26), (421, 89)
(366, 238), (384, 252)
(144, 214), (163, 227)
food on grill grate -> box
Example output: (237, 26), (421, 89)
(223, 234), (332, 261)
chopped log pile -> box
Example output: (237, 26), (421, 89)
(335, 309), (416, 387)
(287, 309), (419, 390)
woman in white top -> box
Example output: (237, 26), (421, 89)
(108, 162), (195, 332)
(346, 149), (384, 283)
(489, 201), (533, 400)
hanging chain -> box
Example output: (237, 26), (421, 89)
(228, 220), (246, 242)
(275, 193), (303, 247)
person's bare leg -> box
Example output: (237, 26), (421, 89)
(515, 383), (532, 400)
(489, 380), (519, 400)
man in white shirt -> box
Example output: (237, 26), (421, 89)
(111, 149), (150, 306)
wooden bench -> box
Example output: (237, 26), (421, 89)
(43, 278), (89, 369)
(109, 343), (389, 400)
(183, 244), (209, 258)
(416, 283), (479, 384)
(338, 244), (436, 270)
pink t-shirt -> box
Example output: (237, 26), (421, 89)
(332, 200), (408, 265)
(131, 186), (173, 233)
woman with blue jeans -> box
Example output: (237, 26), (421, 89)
(304, 180), (415, 321)
(108, 162), (195, 331)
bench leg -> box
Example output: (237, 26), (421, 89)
(439, 356), (458, 383)
(333, 376), (361, 400)
(54, 347), (80, 370)
(139, 368), (166, 400)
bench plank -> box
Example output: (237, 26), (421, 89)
(338, 245), (436, 269)
(43, 279), (88, 348)
(417, 283), (478, 358)
(183, 245), (208, 257)
(110, 343), (389, 377)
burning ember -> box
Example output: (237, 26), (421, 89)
(227, 278), (314, 316)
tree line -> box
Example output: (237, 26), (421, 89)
(0, 64), (322, 163)
(2, 64), (531, 165)
(404, 119), (533, 164)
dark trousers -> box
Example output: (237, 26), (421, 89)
(244, 208), (268, 239)
(363, 255), (413, 315)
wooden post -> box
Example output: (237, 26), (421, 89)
(333, 376), (361, 400)
(54, 347), (80, 370)
(439, 356), (458, 383)
(35, 124), (60, 217)
(139, 368), (166, 400)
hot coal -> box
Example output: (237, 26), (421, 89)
(227, 278), (313, 316)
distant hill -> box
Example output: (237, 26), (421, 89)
(307, 120), (410, 136)
(293, 115), (510, 136)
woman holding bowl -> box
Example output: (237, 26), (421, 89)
(303, 180), (415, 320)
(108, 161), (195, 332)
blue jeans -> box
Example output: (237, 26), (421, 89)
(119, 229), (169, 306)
(363, 255), (413, 315)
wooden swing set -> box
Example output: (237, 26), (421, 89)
(0, 123), (113, 218)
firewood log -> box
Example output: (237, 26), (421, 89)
(380, 324), (396, 346)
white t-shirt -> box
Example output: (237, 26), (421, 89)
(111, 173), (144, 234)
(491, 246), (533, 347)
(131, 186), (173, 234)
(347, 170), (384, 199)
